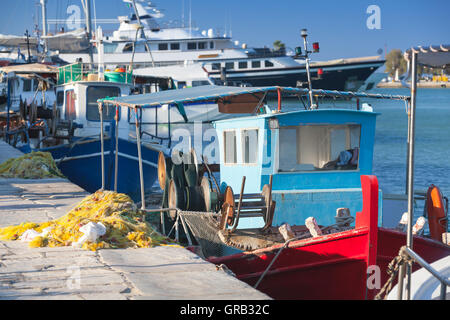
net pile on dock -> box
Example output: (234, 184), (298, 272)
(0, 151), (64, 179)
(0, 190), (177, 251)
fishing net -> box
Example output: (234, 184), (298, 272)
(0, 190), (178, 251)
(178, 211), (230, 258)
(0, 151), (64, 179)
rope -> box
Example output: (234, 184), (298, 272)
(253, 216), (355, 289)
(375, 248), (414, 300)
(254, 238), (293, 289)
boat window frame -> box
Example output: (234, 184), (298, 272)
(225, 62), (234, 70)
(238, 61), (248, 69)
(22, 78), (32, 92)
(265, 60), (274, 67)
(241, 128), (259, 166)
(158, 43), (169, 51)
(187, 42), (197, 50)
(223, 129), (238, 165)
(276, 123), (361, 173)
(211, 63), (221, 71)
(251, 60), (261, 68)
(170, 42), (180, 50)
(85, 85), (121, 122)
(56, 90), (64, 107)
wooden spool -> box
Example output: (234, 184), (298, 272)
(223, 186), (236, 226)
(158, 151), (172, 190)
(168, 179), (185, 220)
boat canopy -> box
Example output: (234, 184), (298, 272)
(99, 85), (410, 109)
(404, 44), (450, 67)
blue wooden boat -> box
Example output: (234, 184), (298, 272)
(11, 62), (163, 202)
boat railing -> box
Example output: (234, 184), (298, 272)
(396, 245), (449, 300)
(57, 63), (133, 85)
(141, 130), (172, 148)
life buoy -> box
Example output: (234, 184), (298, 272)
(426, 184), (447, 241)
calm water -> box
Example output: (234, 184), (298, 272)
(281, 88), (450, 198)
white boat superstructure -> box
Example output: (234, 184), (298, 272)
(1, 0), (385, 91)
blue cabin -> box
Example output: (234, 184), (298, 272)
(214, 108), (381, 228)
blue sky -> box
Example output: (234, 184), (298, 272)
(0, 0), (448, 61)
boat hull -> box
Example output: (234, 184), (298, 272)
(208, 175), (450, 300)
(41, 137), (159, 202)
(209, 60), (385, 91)
(208, 227), (449, 300)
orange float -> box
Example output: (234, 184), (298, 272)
(426, 184), (447, 241)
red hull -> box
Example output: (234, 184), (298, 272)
(208, 176), (450, 300)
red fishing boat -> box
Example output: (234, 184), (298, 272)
(208, 175), (450, 300)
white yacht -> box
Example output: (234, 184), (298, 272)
(53, 0), (384, 91)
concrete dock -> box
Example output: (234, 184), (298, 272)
(0, 141), (270, 300)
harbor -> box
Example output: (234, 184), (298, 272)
(0, 140), (269, 300)
(0, 0), (449, 306)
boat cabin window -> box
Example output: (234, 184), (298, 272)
(177, 81), (187, 89)
(123, 43), (133, 52)
(238, 61), (248, 69)
(212, 63), (221, 71)
(278, 124), (361, 172)
(265, 60), (274, 67)
(170, 43), (180, 50)
(86, 86), (121, 121)
(224, 130), (237, 164)
(158, 43), (168, 51)
(242, 129), (259, 164)
(187, 42), (197, 50)
(56, 91), (64, 107)
(225, 62), (234, 70)
(252, 61), (261, 68)
(210, 41), (214, 49)
(192, 80), (210, 87)
(23, 79), (32, 92)
(198, 42), (207, 49)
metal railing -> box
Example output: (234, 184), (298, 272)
(397, 245), (449, 300)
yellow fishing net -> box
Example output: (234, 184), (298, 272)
(0, 151), (64, 179)
(0, 190), (178, 251)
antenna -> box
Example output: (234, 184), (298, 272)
(182, 0), (185, 28)
(294, 29), (320, 110)
(189, 0), (192, 38)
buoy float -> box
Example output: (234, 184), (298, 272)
(426, 184), (447, 241)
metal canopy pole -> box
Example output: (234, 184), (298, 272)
(134, 107), (146, 210)
(300, 29), (316, 110)
(114, 105), (119, 192)
(98, 102), (105, 190)
(405, 51), (418, 300)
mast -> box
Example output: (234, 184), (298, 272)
(40, 0), (48, 54)
(81, 0), (94, 65)
(130, 0), (155, 67)
(300, 29), (316, 109)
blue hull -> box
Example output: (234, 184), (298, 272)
(41, 137), (159, 202)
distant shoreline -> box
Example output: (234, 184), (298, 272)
(377, 81), (449, 88)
